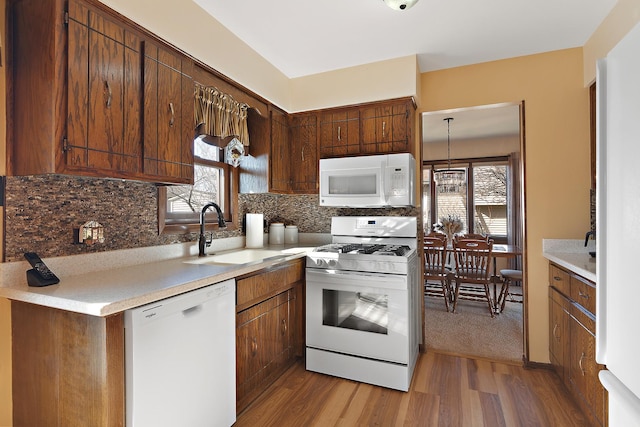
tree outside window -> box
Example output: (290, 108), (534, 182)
(425, 159), (509, 243)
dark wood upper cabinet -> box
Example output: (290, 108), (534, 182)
(9, 0), (194, 184)
(66, 0), (142, 175)
(143, 41), (194, 183)
(269, 107), (291, 193)
(319, 108), (360, 158)
(360, 98), (414, 154)
(318, 97), (415, 159)
(289, 113), (318, 193)
(590, 82), (596, 190)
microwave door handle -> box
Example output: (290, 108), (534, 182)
(382, 164), (391, 205)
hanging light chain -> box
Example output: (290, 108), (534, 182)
(445, 117), (453, 170)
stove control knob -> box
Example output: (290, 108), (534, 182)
(327, 259), (338, 268)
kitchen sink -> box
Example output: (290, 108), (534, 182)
(185, 248), (307, 265)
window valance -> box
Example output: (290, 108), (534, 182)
(194, 83), (250, 146)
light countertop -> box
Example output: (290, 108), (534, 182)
(542, 239), (596, 282)
(0, 239), (322, 317)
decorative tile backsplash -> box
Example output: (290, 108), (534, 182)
(4, 175), (419, 262)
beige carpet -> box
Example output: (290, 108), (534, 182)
(424, 295), (523, 363)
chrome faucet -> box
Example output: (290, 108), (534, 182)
(199, 202), (227, 257)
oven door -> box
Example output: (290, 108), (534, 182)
(306, 268), (409, 364)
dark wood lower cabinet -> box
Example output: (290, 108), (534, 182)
(11, 301), (125, 427)
(548, 262), (607, 427)
(236, 289), (297, 412)
(235, 259), (304, 413)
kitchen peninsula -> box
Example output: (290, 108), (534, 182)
(0, 242), (317, 425)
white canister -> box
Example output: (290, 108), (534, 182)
(269, 223), (285, 245)
(284, 225), (298, 244)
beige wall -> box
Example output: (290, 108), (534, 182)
(289, 55), (419, 112)
(421, 48), (591, 363)
(583, 0), (640, 85)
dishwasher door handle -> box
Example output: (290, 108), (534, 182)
(182, 304), (203, 316)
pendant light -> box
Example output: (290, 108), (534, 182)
(383, 0), (419, 11)
(434, 117), (466, 193)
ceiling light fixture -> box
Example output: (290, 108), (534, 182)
(434, 117), (466, 193)
(383, 0), (419, 11)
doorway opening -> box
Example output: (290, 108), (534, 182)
(421, 102), (527, 363)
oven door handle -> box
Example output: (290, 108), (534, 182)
(306, 268), (408, 290)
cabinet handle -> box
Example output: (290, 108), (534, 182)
(382, 121), (386, 138)
(251, 337), (258, 355)
(337, 126), (341, 141)
(104, 81), (112, 108)
(169, 102), (175, 127)
(579, 352), (586, 376)
(553, 276), (562, 281)
(301, 145), (304, 162)
(281, 319), (287, 335)
(553, 323), (559, 339)
(578, 290), (590, 299)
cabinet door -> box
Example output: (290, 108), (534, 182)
(360, 101), (412, 154)
(549, 288), (569, 384)
(289, 114), (318, 193)
(236, 304), (268, 394)
(67, 0), (142, 174)
(319, 109), (360, 158)
(236, 292), (292, 413)
(270, 108), (290, 192)
(569, 311), (607, 426)
(143, 42), (194, 184)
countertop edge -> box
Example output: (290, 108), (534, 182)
(0, 250), (309, 317)
(543, 251), (596, 282)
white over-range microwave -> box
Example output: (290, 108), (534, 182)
(319, 153), (416, 208)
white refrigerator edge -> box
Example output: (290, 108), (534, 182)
(596, 19), (640, 427)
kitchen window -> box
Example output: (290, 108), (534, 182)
(158, 135), (237, 234)
(423, 158), (511, 243)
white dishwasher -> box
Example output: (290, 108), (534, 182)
(125, 279), (236, 427)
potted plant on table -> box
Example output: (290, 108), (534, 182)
(434, 214), (463, 246)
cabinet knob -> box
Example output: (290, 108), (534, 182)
(579, 352), (586, 376)
(578, 290), (590, 299)
(169, 102), (175, 127)
(251, 337), (258, 355)
(104, 81), (112, 108)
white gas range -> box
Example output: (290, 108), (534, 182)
(305, 216), (420, 392)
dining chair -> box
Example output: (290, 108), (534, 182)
(461, 233), (489, 241)
(497, 269), (523, 312)
(451, 237), (495, 317)
(423, 235), (452, 311)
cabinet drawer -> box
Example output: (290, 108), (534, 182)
(570, 275), (596, 316)
(549, 264), (571, 296)
(237, 260), (304, 310)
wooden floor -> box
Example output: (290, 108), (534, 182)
(235, 351), (589, 427)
